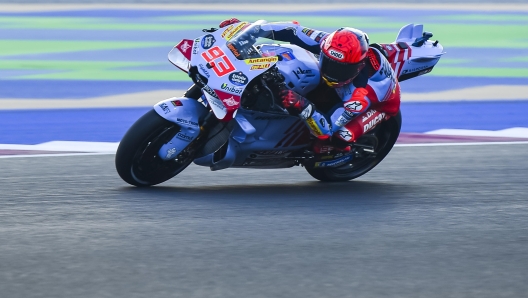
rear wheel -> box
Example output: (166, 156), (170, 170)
(305, 111), (402, 182)
(115, 109), (198, 187)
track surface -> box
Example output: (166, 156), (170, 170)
(1, 144), (528, 298)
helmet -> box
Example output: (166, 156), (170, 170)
(319, 28), (369, 88)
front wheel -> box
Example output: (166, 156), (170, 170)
(115, 109), (196, 187)
(305, 111), (402, 182)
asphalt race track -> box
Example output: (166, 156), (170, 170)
(1, 144), (528, 298)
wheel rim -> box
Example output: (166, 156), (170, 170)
(329, 119), (395, 176)
(130, 125), (194, 185)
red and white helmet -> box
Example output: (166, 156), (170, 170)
(319, 27), (369, 88)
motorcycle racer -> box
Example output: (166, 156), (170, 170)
(219, 18), (401, 154)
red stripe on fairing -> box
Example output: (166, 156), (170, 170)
(274, 121), (305, 148)
(396, 47), (412, 78)
(397, 46), (405, 62)
(390, 45), (401, 74)
(283, 120), (301, 135)
(394, 62), (401, 78)
(392, 47), (399, 64)
(283, 122), (308, 147)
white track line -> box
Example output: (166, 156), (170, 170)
(1, 141), (528, 159)
(395, 141), (528, 147)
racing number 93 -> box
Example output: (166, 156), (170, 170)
(201, 46), (236, 77)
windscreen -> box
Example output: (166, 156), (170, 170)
(227, 20), (274, 60)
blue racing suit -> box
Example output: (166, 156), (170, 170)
(223, 20), (400, 142)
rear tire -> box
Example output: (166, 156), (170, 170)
(115, 109), (196, 187)
(305, 111), (402, 182)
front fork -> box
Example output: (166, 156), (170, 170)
(153, 92), (210, 161)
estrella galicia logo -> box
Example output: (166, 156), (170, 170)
(228, 71), (248, 86)
(201, 34), (216, 50)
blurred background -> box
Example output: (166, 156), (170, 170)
(1, 0), (528, 150)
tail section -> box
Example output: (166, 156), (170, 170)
(373, 24), (445, 82)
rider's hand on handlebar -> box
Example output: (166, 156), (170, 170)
(280, 89), (309, 112)
(219, 18), (240, 28)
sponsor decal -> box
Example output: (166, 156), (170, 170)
(222, 96), (238, 107)
(402, 65), (429, 74)
(292, 67), (312, 79)
(202, 84), (217, 98)
(192, 38), (200, 54)
(159, 103), (170, 114)
(334, 115), (349, 127)
(198, 64), (211, 78)
(344, 101), (363, 112)
(209, 96), (226, 111)
(227, 42), (241, 58)
(306, 118), (323, 136)
(385, 44), (393, 51)
(244, 57), (279, 64)
(179, 40), (191, 53)
(176, 39), (195, 60)
(329, 49), (344, 60)
(221, 22), (249, 40)
(250, 64), (270, 70)
(280, 51), (296, 61)
(176, 118), (198, 127)
(319, 117), (326, 128)
(171, 100), (183, 107)
(363, 113), (386, 133)
(254, 150), (289, 156)
(418, 68), (432, 75)
(215, 89), (241, 108)
(380, 65), (394, 79)
(299, 105), (313, 119)
(338, 129), (353, 141)
(314, 155), (353, 168)
(176, 132), (193, 142)
(166, 147), (177, 159)
(221, 83), (243, 95)
(254, 116), (288, 120)
(361, 110), (377, 122)
(314, 32), (325, 43)
(201, 46), (236, 77)
(229, 71), (248, 86)
(301, 27), (314, 37)
(201, 34), (216, 49)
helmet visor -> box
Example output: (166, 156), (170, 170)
(319, 52), (365, 85)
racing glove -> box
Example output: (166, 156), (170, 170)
(219, 18), (240, 28)
(333, 87), (369, 130)
(280, 89), (312, 117)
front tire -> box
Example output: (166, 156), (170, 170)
(305, 111), (402, 182)
(115, 109), (196, 187)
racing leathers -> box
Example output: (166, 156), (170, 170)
(249, 20), (400, 145)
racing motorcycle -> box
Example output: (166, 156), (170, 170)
(115, 21), (444, 186)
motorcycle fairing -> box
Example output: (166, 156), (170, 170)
(260, 44), (321, 97)
(188, 21), (279, 121)
(168, 39), (194, 73)
(193, 109), (311, 170)
(378, 23), (445, 82)
(153, 97), (209, 161)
